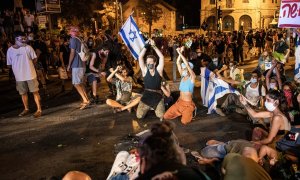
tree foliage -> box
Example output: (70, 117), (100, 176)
(138, 0), (163, 34)
(60, 0), (103, 24)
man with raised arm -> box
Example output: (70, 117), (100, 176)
(136, 39), (165, 120)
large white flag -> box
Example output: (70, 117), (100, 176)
(119, 15), (145, 60)
(294, 32), (300, 83)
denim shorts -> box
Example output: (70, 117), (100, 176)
(72, 68), (85, 85)
(87, 74), (100, 84)
(201, 143), (227, 159)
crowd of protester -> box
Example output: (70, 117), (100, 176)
(1, 8), (300, 179)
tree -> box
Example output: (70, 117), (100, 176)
(138, 0), (163, 35)
(60, 0), (102, 25)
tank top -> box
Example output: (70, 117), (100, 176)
(141, 69), (163, 108)
(179, 77), (194, 93)
(144, 68), (162, 90)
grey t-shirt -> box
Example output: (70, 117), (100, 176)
(69, 37), (84, 68)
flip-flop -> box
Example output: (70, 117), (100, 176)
(191, 151), (204, 160)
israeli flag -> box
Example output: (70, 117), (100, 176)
(119, 15), (145, 60)
(200, 67), (240, 114)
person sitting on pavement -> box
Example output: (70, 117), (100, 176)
(86, 46), (109, 104)
(6, 31), (42, 118)
(106, 65), (141, 113)
(136, 39), (165, 120)
(163, 46), (196, 125)
(215, 69), (266, 117)
(136, 121), (209, 180)
(257, 50), (272, 76)
(207, 53), (223, 73)
(240, 90), (291, 149)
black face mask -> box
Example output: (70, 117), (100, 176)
(147, 64), (154, 69)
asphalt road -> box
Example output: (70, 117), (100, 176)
(0, 56), (295, 180)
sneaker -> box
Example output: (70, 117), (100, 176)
(215, 108), (226, 117)
(33, 111), (42, 118)
(18, 109), (30, 117)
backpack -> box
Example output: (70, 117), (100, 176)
(74, 37), (90, 62)
(276, 127), (300, 157)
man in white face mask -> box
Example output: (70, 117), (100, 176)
(6, 31), (42, 118)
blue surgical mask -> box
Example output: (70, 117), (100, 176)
(182, 70), (188, 77)
(250, 78), (257, 84)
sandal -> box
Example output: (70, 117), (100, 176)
(18, 109), (30, 117)
(33, 111), (42, 118)
(80, 102), (90, 110)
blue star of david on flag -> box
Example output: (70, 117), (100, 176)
(119, 15), (145, 60)
(128, 29), (137, 42)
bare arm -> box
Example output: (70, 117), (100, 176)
(106, 67), (118, 82)
(150, 39), (164, 76)
(89, 53), (99, 73)
(266, 63), (276, 90)
(67, 49), (75, 71)
(176, 53), (182, 75)
(138, 47), (147, 75)
(161, 84), (171, 97)
(177, 47), (196, 81)
(240, 95), (273, 119)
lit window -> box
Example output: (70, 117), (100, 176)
(210, 0), (215, 4)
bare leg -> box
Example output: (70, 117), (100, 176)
(92, 80), (97, 97)
(21, 93), (29, 110)
(121, 97), (141, 111)
(74, 84), (89, 103)
(106, 99), (124, 109)
(33, 91), (42, 112)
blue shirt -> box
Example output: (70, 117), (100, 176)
(179, 77), (194, 94)
(69, 37), (84, 68)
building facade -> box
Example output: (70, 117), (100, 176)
(200, 0), (281, 32)
(122, 0), (176, 35)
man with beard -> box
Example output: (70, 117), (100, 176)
(6, 31), (42, 117)
(136, 39), (165, 120)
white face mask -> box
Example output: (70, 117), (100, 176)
(272, 68), (277, 74)
(28, 36), (33, 41)
(212, 58), (218, 62)
(250, 78), (257, 84)
(269, 83), (277, 90)
(264, 101), (276, 112)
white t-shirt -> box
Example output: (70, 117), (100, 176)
(7, 45), (37, 81)
(24, 14), (34, 27)
(245, 81), (266, 106)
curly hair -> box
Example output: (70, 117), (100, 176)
(138, 121), (182, 171)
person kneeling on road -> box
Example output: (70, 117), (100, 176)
(163, 46), (196, 125)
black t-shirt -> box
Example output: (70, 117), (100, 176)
(59, 44), (70, 66)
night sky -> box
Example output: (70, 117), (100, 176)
(0, 0), (200, 27)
